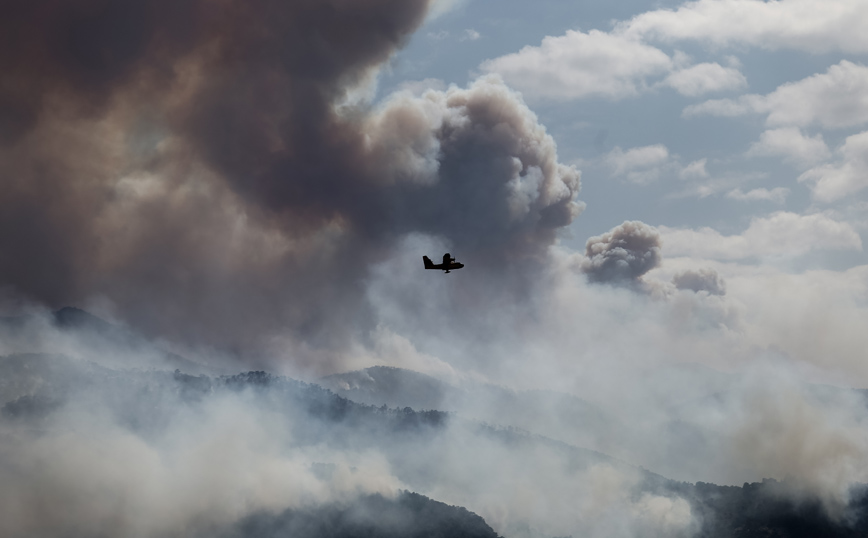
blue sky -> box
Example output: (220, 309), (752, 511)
(377, 0), (868, 267)
(309, 0), (868, 400)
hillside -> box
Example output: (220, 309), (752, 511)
(3, 349), (868, 537)
(320, 366), (617, 452)
(223, 492), (501, 538)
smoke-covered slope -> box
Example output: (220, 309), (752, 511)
(321, 366), (460, 411)
(0, 307), (214, 374)
(322, 365), (868, 537)
(0, 352), (501, 537)
(322, 364), (868, 497)
(669, 480), (868, 538)
(4, 348), (868, 537)
(320, 366), (617, 450)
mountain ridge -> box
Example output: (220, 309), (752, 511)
(4, 351), (868, 537)
(4, 308), (868, 537)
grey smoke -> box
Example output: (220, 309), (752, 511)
(673, 268), (727, 296)
(3, 304), (868, 537)
(581, 221), (662, 285)
(0, 0), (581, 367)
(0, 350), (699, 538)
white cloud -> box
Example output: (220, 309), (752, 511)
(682, 96), (759, 118)
(679, 158), (709, 180)
(669, 170), (770, 199)
(480, 30), (673, 100)
(799, 131), (868, 202)
(427, 0), (467, 20)
(759, 60), (868, 128)
(427, 30), (450, 40)
(726, 187), (790, 204)
(396, 78), (447, 95)
(602, 145), (715, 185)
(604, 144), (670, 183)
(747, 128), (831, 167)
(621, 0), (868, 54)
(602, 151), (774, 199)
(663, 62), (747, 97)
(660, 212), (862, 260)
(461, 29), (481, 41)
(482, 0), (868, 102)
(685, 61), (868, 129)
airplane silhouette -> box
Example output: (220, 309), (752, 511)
(423, 253), (464, 273)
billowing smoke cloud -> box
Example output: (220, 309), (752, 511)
(580, 221), (662, 285)
(0, 0), (581, 367)
(672, 268), (726, 295)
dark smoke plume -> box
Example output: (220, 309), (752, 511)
(580, 221), (661, 285)
(0, 0), (581, 367)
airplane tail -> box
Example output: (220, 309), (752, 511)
(422, 255), (434, 269)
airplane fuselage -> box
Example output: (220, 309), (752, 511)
(423, 253), (464, 273)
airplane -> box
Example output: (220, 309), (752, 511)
(423, 253), (464, 273)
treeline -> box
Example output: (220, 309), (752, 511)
(222, 492), (501, 538)
(176, 368), (450, 430)
(646, 476), (868, 538)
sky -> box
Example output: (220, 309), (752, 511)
(388, 0), (868, 256)
(4, 1), (868, 535)
(0, 0), (867, 395)
(360, 0), (868, 384)
(374, 0), (868, 385)
(0, 0), (867, 414)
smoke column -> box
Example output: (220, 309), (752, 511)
(0, 0), (581, 369)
